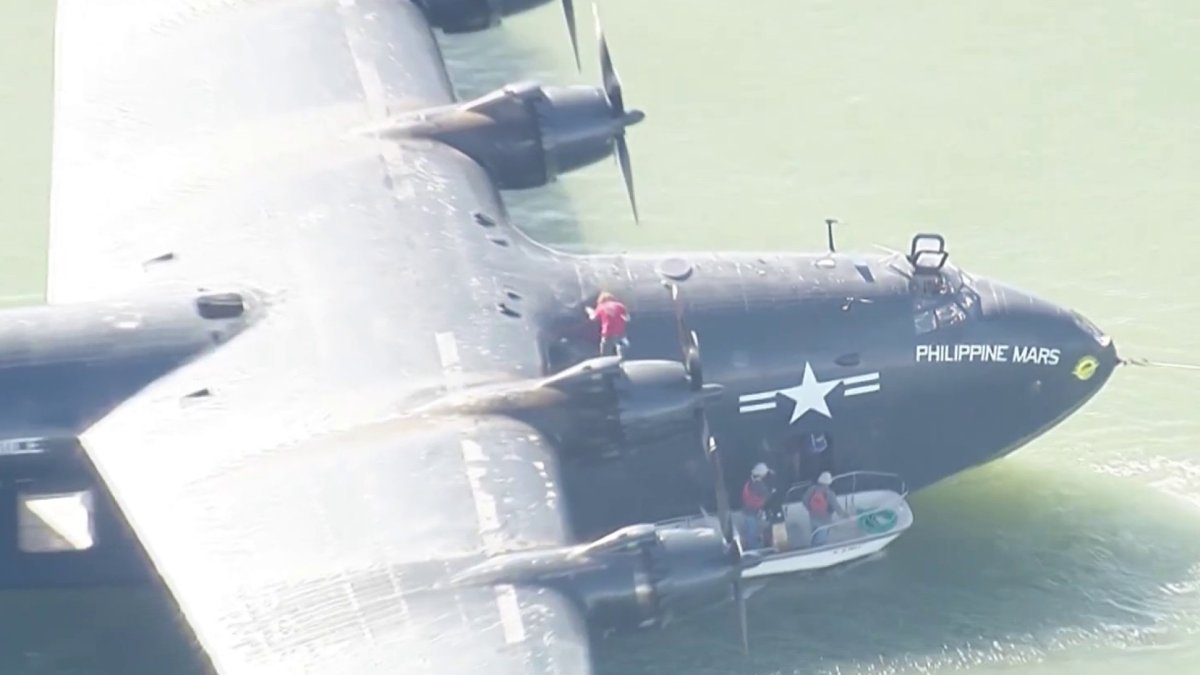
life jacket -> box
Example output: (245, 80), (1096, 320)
(742, 480), (767, 511)
(806, 487), (829, 516)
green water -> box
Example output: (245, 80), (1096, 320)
(0, 0), (49, 307)
(3, 1), (1200, 673)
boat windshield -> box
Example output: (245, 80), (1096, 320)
(912, 263), (981, 335)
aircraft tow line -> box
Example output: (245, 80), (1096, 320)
(1118, 356), (1200, 372)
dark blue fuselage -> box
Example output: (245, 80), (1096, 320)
(0, 245), (1118, 587)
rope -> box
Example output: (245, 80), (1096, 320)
(1121, 357), (1200, 372)
(857, 508), (898, 534)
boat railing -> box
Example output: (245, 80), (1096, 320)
(803, 488), (910, 549)
(783, 471), (908, 507)
(781, 471), (909, 548)
(657, 471), (909, 537)
(655, 509), (720, 532)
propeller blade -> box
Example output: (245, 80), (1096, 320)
(665, 282), (685, 344)
(663, 282), (703, 385)
(665, 278), (745, 659)
(593, 4), (624, 115)
(664, 283), (692, 362)
(590, 2), (643, 224)
(695, 356), (752, 656)
(685, 330), (703, 388)
(615, 135), (639, 223)
(734, 573), (750, 655)
(562, 0), (580, 72)
(707, 434), (734, 545)
(727, 512), (756, 656)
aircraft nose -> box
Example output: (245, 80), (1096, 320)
(906, 275), (1118, 480)
(971, 277), (1119, 386)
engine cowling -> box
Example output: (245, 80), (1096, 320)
(563, 526), (737, 632)
(610, 360), (719, 447)
(451, 524), (739, 634)
(380, 81), (642, 190)
(534, 357), (722, 459)
(416, 0), (551, 33)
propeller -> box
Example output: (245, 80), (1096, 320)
(662, 281), (703, 389)
(706, 433), (761, 655)
(562, 0), (580, 71)
(661, 277), (759, 654)
(593, 3), (643, 223)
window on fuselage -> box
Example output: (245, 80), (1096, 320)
(912, 266), (980, 335)
(17, 489), (96, 553)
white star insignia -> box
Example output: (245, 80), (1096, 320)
(776, 361), (840, 422)
(736, 362), (880, 422)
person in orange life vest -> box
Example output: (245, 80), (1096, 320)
(740, 462), (774, 549)
(586, 292), (630, 358)
(802, 471), (848, 547)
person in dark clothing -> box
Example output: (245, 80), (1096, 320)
(795, 431), (833, 483)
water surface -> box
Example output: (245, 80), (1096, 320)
(1, 1), (1198, 673)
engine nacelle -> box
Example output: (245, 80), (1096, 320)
(452, 524), (737, 634)
(379, 81), (643, 190)
(611, 360), (717, 447)
(416, 0), (552, 33)
(533, 357), (722, 459)
(566, 526), (736, 632)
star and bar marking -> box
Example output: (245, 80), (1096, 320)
(737, 361), (880, 422)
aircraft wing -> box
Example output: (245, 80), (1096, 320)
(84, 408), (590, 675)
(47, 1), (593, 673)
(49, 0), (456, 289)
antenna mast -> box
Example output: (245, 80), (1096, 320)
(825, 218), (839, 253)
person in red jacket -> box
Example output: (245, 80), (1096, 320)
(586, 291), (631, 358)
(740, 462), (774, 549)
(803, 471), (849, 546)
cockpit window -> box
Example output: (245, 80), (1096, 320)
(912, 264), (979, 334)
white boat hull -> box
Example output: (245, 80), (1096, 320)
(655, 477), (916, 582)
(742, 532), (900, 579)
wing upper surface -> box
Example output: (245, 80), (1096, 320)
(64, 128), (588, 668)
(50, 0), (592, 673)
(50, 0), (456, 299)
(84, 408), (588, 674)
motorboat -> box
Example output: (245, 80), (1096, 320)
(657, 471), (914, 580)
